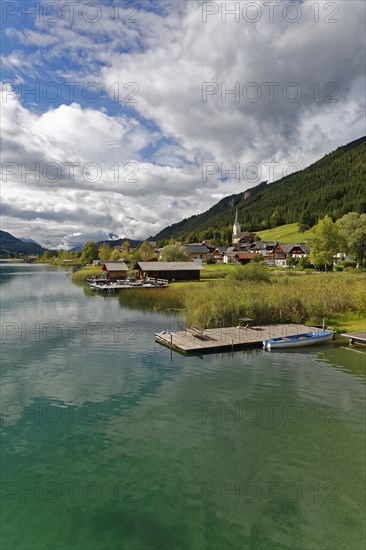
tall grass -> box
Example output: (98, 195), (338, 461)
(183, 272), (366, 328)
(73, 267), (365, 329)
(227, 263), (272, 283)
(118, 287), (186, 311)
(72, 266), (103, 282)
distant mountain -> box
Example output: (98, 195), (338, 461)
(19, 238), (39, 244)
(70, 244), (83, 252)
(151, 136), (366, 243)
(96, 238), (143, 248)
(0, 231), (45, 257)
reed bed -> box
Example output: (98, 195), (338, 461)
(118, 272), (366, 327)
(118, 287), (186, 311)
(183, 272), (366, 328)
(71, 266), (102, 282)
(73, 266), (365, 329)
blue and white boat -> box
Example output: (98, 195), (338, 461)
(263, 330), (335, 350)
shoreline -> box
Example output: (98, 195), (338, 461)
(70, 266), (366, 334)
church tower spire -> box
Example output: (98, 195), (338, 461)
(233, 208), (241, 239)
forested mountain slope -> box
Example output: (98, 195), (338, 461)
(152, 136), (366, 243)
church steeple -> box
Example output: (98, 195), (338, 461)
(233, 208), (241, 239)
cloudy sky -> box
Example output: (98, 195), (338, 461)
(1, 0), (365, 247)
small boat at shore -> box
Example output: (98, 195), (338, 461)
(263, 330), (335, 350)
(87, 276), (111, 283)
(88, 277), (168, 291)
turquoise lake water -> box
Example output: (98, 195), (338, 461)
(1, 264), (365, 550)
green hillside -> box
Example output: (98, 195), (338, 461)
(0, 231), (45, 257)
(256, 223), (313, 242)
(152, 136), (366, 244)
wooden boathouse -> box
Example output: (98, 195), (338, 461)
(136, 261), (204, 282)
(101, 262), (129, 280)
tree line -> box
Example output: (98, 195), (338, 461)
(41, 240), (191, 264)
(309, 212), (366, 270)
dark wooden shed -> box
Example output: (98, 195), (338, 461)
(136, 262), (204, 282)
(101, 262), (129, 279)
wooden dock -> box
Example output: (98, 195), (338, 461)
(155, 324), (321, 354)
(341, 332), (366, 346)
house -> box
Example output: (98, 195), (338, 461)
(101, 262), (129, 279)
(141, 256), (159, 262)
(136, 261), (204, 282)
(262, 241), (277, 257)
(201, 240), (215, 253)
(235, 233), (259, 244)
(234, 252), (261, 265)
(223, 251), (237, 264)
(226, 245), (240, 253)
(247, 241), (277, 257)
(185, 243), (210, 262)
(212, 247), (227, 263)
(273, 243), (310, 266)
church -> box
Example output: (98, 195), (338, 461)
(232, 208), (258, 244)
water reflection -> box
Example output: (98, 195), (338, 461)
(1, 264), (365, 550)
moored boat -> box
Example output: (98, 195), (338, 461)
(88, 277), (168, 291)
(263, 330), (335, 350)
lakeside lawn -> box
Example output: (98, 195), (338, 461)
(200, 263), (237, 279)
(202, 263), (237, 270)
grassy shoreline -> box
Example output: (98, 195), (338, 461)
(71, 266), (103, 281)
(73, 267), (365, 333)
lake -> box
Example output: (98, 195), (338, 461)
(1, 264), (365, 549)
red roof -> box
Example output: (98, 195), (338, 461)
(235, 252), (258, 259)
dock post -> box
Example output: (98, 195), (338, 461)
(170, 333), (173, 348)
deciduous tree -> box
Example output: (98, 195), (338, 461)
(139, 241), (156, 261)
(336, 212), (366, 268)
(110, 248), (122, 261)
(80, 241), (99, 264)
(160, 244), (190, 262)
(309, 216), (340, 270)
(98, 242), (111, 261)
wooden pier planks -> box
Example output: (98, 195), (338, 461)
(155, 324), (320, 353)
(341, 332), (366, 346)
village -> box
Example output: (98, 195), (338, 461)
(67, 210), (365, 354)
(84, 210), (313, 284)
